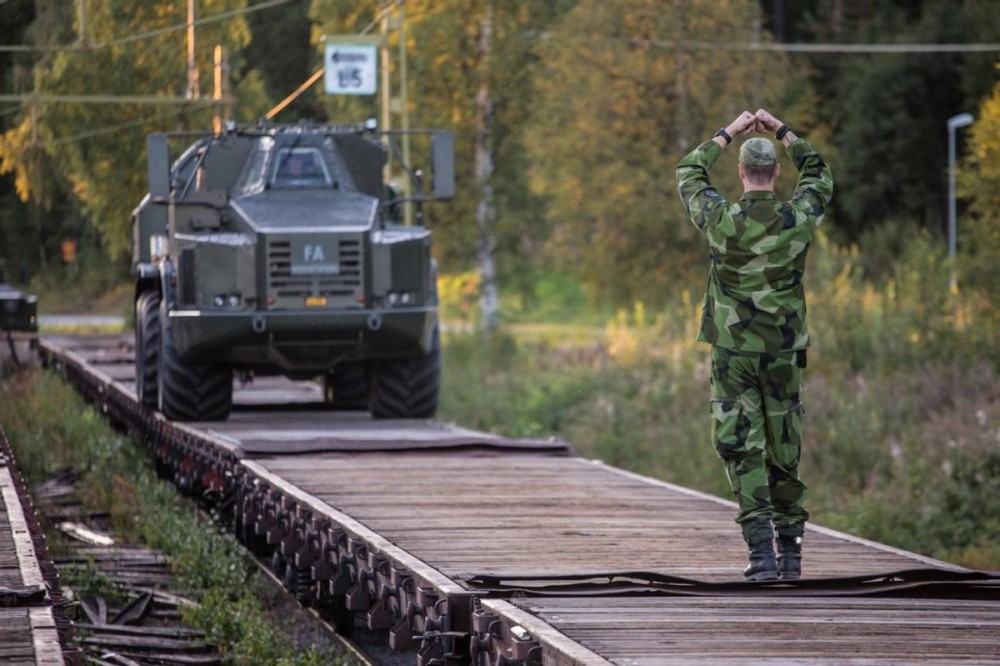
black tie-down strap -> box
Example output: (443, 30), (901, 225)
(0, 585), (47, 607)
(462, 568), (1000, 600)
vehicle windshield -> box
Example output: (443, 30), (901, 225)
(270, 147), (332, 188)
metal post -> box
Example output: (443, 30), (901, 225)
(213, 45), (223, 134)
(186, 0), (199, 99)
(398, 4), (412, 225)
(76, 0), (89, 48)
(947, 112), (973, 294)
(380, 5), (392, 184)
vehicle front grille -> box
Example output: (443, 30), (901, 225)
(266, 236), (364, 309)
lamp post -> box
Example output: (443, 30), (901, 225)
(947, 112), (974, 293)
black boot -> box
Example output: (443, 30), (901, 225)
(777, 535), (803, 581)
(743, 540), (778, 581)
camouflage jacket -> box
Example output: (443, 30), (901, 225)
(676, 138), (834, 353)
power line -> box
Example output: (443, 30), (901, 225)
(43, 106), (200, 148)
(0, 0), (295, 53)
(648, 40), (1000, 53)
(0, 94), (217, 105)
(262, 0), (403, 120)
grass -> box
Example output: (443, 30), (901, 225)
(0, 371), (358, 666)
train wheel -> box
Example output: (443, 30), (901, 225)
(134, 291), (160, 409)
(158, 300), (233, 421)
(368, 327), (440, 419)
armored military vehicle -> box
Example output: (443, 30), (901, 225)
(131, 123), (454, 421)
(0, 263), (38, 368)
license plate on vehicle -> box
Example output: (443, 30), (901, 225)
(305, 296), (327, 307)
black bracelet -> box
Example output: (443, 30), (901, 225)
(775, 124), (791, 140)
(714, 128), (732, 145)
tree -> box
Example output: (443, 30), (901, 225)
(244, 0), (317, 121)
(788, 0), (1000, 245)
(525, 0), (814, 304)
(309, 0), (578, 324)
(0, 0), (269, 263)
(958, 65), (1000, 297)
(409, 0), (578, 324)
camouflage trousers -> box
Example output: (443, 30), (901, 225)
(710, 347), (809, 545)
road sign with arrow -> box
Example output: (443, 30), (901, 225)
(324, 39), (377, 96)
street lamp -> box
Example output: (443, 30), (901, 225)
(947, 112), (974, 293)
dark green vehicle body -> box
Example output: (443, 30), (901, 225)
(0, 282), (37, 333)
(131, 123), (454, 421)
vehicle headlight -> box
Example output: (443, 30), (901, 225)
(150, 234), (168, 262)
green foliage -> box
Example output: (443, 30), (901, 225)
(803, 0), (1000, 242)
(4, 0), (999, 316)
(958, 66), (1000, 305)
(0, 372), (354, 665)
(525, 0), (813, 304)
(0, 0), (269, 262)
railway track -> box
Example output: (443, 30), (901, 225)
(0, 424), (79, 665)
(36, 334), (1000, 665)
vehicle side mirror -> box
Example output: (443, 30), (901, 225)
(147, 133), (171, 199)
(431, 131), (455, 201)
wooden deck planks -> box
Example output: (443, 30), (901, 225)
(495, 596), (1000, 664)
(0, 608), (37, 665)
(255, 451), (954, 583)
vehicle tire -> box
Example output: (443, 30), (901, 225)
(158, 299), (233, 421)
(368, 327), (440, 419)
(323, 362), (368, 407)
(134, 291), (160, 409)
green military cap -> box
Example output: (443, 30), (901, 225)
(739, 137), (778, 166)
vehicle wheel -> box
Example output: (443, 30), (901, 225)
(368, 327), (440, 419)
(158, 299), (233, 421)
(323, 362), (368, 407)
(134, 291), (160, 409)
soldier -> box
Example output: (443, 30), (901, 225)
(676, 109), (834, 581)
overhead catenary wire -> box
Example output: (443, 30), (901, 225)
(0, 0), (296, 53)
(1, 1), (288, 149)
(636, 40), (1000, 53)
(43, 105), (201, 148)
(263, 0), (403, 120)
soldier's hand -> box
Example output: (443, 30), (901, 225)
(727, 111), (757, 138)
(754, 108), (783, 133)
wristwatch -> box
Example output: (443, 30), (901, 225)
(714, 128), (732, 145)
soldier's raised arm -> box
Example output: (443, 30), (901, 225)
(755, 109), (834, 227)
(676, 111), (757, 233)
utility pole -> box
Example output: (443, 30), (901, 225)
(379, 2), (412, 224)
(76, 0), (89, 48)
(186, 0), (200, 99)
(213, 45), (228, 134)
